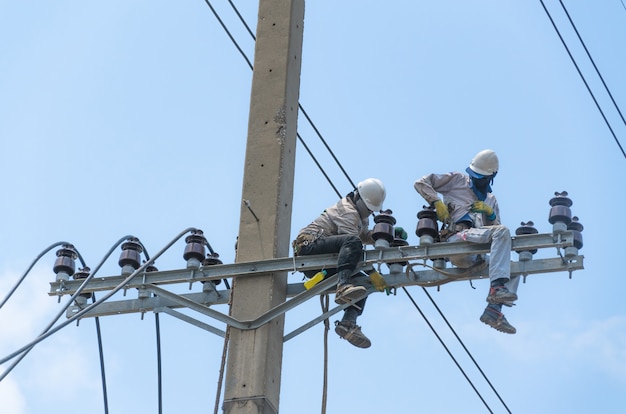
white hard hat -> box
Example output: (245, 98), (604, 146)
(468, 149), (499, 176)
(357, 178), (386, 212)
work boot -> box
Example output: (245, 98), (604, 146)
(335, 284), (367, 305)
(486, 285), (518, 304)
(479, 306), (516, 334)
(334, 320), (371, 348)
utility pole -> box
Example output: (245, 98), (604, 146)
(222, 1), (305, 413)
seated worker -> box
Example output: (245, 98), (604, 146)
(413, 149), (519, 334)
(292, 178), (386, 348)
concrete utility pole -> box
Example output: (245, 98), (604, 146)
(222, 1), (305, 413)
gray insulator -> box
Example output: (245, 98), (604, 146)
(374, 239), (390, 250)
(552, 222), (568, 234)
(186, 257), (202, 269)
(419, 235), (435, 245)
(432, 258), (446, 269)
(564, 246), (579, 259)
(518, 251), (533, 262)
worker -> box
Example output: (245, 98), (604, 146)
(413, 149), (518, 334)
(292, 178), (403, 348)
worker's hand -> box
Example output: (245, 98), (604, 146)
(368, 270), (387, 292)
(471, 201), (495, 219)
(433, 200), (450, 222)
(394, 226), (408, 240)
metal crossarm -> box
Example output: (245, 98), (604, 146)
(54, 232), (583, 342)
(49, 231), (576, 296)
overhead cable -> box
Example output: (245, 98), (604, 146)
(93, 294), (110, 414)
(0, 228), (196, 368)
(540, 0), (626, 160)
(202, 0), (356, 193)
(402, 287), (495, 414)
(557, 0), (626, 131)
(421, 287), (512, 413)
(0, 241), (86, 310)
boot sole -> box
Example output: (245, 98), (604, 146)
(334, 286), (367, 305)
(480, 314), (517, 334)
(335, 324), (371, 348)
(486, 292), (518, 305)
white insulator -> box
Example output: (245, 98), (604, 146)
(552, 222), (568, 234)
(518, 251), (533, 262)
(419, 235), (434, 245)
(374, 239), (390, 250)
(388, 263), (403, 274)
(432, 258), (446, 269)
(564, 246), (578, 259)
(186, 257), (202, 269)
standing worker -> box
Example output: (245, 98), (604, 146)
(413, 149), (519, 334)
(292, 178), (404, 348)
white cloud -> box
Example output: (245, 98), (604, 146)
(0, 377), (26, 414)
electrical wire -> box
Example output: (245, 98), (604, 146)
(0, 244), (89, 380)
(557, 0), (626, 149)
(540, 0), (626, 160)
(204, 0), (356, 193)
(320, 294), (330, 414)
(155, 313), (163, 414)
(421, 287), (512, 413)
(0, 228), (196, 369)
(0, 241), (86, 310)
(402, 287), (494, 413)
(140, 242), (164, 414)
(92, 293), (110, 414)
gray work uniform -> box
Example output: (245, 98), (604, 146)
(414, 172), (519, 294)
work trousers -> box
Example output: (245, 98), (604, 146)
(447, 225), (520, 295)
(298, 234), (366, 315)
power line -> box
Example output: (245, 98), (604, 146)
(557, 0), (626, 130)
(0, 229), (195, 367)
(204, 0), (357, 193)
(421, 287), (512, 413)
(402, 287), (495, 413)
(540, 0), (626, 160)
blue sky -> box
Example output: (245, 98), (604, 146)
(1, 1), (625, 413)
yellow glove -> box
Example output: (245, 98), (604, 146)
(368, 270), (387, 292)
(433, 200), (450, 222)
(471, 201), (496, 220)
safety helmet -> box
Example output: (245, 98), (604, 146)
(468, 149), (499, 177)
(357, 178), (386, 212)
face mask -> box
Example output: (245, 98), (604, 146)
(472, 175), (493, 191)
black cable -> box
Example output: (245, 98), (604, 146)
(217, 0), (357, 192)
(297, 105), (356, 189)
(203, 0), (253, 70)
(0, 241), (86, 310)
(402, 287), (494, 413)
(0, 228), (196, 368)
(557, 0), (626, 131)
(421, 287), (512, 414)
(92, 293), (110, 414)
(540, 0), (626, 160)
(297, 133), (342, 198)
(156, 313), (163, 414)
(139, 241), (163, 414)
(0, 244), (89, 381)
